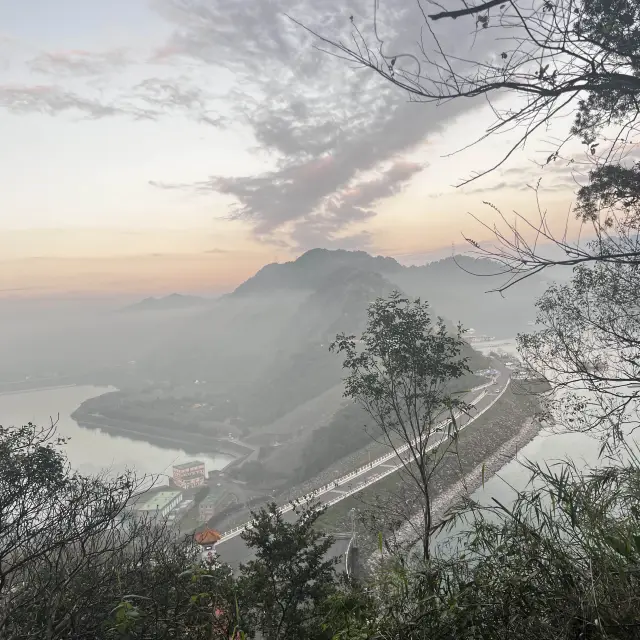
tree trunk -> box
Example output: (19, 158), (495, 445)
(422, 493), (431, 562)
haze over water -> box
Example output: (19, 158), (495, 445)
(471, 339), (618, 503)
(0, 385), (233, 480)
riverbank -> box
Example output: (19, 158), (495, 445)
(0, 385), (234, 478)
(430, 414), (542, 526)
(72, 411), (252, 460)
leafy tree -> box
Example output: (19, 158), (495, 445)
(0, 421), (246, 639)
(517, 250), (640, 445)
(331, 292), (471, 561)
(298, 0), (640, 284)
(427, 453), (640, 639)
(238, 502), (338, 640)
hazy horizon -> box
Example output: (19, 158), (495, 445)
(0, 0), (585, 298)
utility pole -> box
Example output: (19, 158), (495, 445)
(349, 508), (357, 544)
(347, 508), (359, 578)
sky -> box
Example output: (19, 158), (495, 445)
(0, 0), (583, 297)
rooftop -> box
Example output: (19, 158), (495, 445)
(173, 460), (205, 470)
(200, 489), (227, 507)
(194, 528), (221, 545)
(136, 490), (182, 512)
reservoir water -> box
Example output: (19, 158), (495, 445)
(0, 385), (233, 482)
(468, 338), (630, 506)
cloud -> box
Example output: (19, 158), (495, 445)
(130, 77), (226, 126)
(289, 161), (425, 250)
(0, 84), (143, 119)
(29, 49), (132, 76)
(0, 78), (225, 125)
(3, 0), (497, 248)
(144, 0), (492, 247)
(461, 180), (513, 196)
(203, 248), (228, 253)
(153, 159), (424, 247)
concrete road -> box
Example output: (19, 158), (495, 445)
(216, 368), (511, 568)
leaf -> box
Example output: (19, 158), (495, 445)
(605, 534), (631, 558)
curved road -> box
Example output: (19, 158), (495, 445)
(215, 368), (511, 568)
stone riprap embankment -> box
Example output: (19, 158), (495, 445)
(320, 380), (547, 544)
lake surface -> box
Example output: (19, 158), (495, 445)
(0, 385), (233, 482)
(469, 338), (630, 505)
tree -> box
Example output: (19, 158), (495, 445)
(0, 421), (244, 639)
(0, 421), (352, 639)
(516, 249), (640, 445)
(238, 502), (338, 640)
(299, 0), (640, 449)
(331, 292), (471, 562)
(297, 0), (640, 281)
(429, 453), (640, 640)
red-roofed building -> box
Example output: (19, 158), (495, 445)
(194, 527), (222, 564)
(194, 528), (222, 545)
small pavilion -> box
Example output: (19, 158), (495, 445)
(194, 528), (222, 563)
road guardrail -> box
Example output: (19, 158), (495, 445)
(217, 378), (507, 543)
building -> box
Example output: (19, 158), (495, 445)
(198, 488), (228, 521)
(136, 490), (183, 518)
(173, 460), (206, 489)
(194, 527), (222, 564)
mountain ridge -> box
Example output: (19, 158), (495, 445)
(231, 248), (403, 297)
(229, 249), (544, 337)
(121, 293), (208, 312)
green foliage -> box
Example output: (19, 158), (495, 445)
(331, 292), (471, 560)
(332, 292), (470, 412)
(6, 401), (640, 639)
(238, 502), (338, 639)
(518, 245), (640, 443)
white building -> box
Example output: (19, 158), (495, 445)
(136, 490), (183, 518)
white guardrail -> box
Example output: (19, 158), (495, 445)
(217, 377), (509, 544)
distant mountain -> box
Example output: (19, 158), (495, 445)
(232, 248), (403, 297)
(390, 255), (548, 338)
(132, 266), (401, 426)
(232, 249), (546, 338)
(121, 293), (207, 312)
(124, 253), (508, 426)
(78, 248), (544, 454)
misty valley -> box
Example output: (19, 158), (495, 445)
(1, 249), (553, 545)
(1, 251), (543, 480)
(4, 0), (639, 634)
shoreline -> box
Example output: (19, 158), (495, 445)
(73, 415), (249, 461)
(363, 414), (544, 571)
(320, 379), (547, 551)
(71, 407), (253, 461)
(0, 383), (79, 397)
(430, 415), (542, 525)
